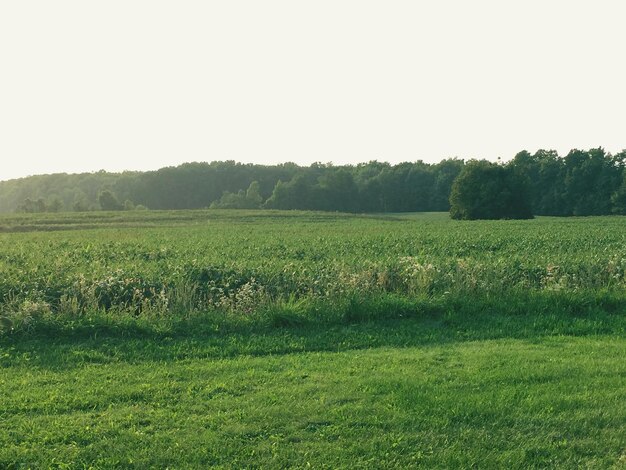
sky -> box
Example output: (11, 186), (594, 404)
(1, 1), (625, 181)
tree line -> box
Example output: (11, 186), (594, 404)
(1, 148), (625, 216)
(0, 160), (463, 214)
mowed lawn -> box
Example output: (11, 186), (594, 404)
(1, 317), (625, 469)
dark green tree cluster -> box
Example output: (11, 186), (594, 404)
(263, 160), (463, 212)
(449, 161), (533, 220)
(509, 148), (626, 216)
(97, 190), (123, 211)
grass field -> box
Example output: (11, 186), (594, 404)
(1, 210), (625, 468)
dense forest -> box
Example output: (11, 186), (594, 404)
(1, 147), (626, 216)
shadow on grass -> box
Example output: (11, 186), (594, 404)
(1, 291), (625, 370)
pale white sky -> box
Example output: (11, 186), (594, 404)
(1, 1), (625, 181)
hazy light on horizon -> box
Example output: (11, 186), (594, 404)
(1, 1), (625, 181)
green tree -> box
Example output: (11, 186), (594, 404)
(47, 197), (63, 212)
(245, 181), (263, 207)
(17, 198), (37, 213)
(98, 190), (122, 211)
(449, 160), (533, 220)
(264, 176), (314, 210)
(612, 171), (626, 214)
(210, 181), (264, 209)
(72, 192), (90, 212)
(317, 169), (359, 212)
(430, 159), (465, 211)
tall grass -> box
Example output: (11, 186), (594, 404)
(1, 210), (625, 333)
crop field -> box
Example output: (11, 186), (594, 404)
(1, 210), (625, 468)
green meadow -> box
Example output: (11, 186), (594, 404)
(1, 210), (625, 468)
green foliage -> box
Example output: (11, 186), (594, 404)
(450, 160), (533, 220)
(263, 175), (316, 210)
(210, 181), (264, 209)
(0, 316), (13, 332)
(1, 210), (625, 324)
(509, 147), (626, 216)
(612, 171), (626, 214)
(17, 197), (45, 213)
(16, 197), (59, 213)
(72, 195), (90, 212)
(98, 190), (123, 211)
(0, 159), (462, 214)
